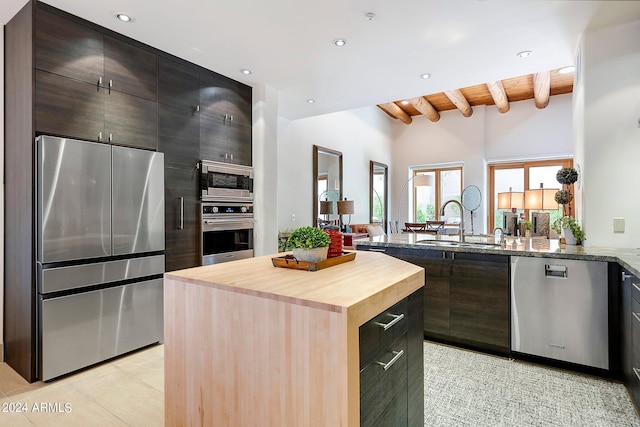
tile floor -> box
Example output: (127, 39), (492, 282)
(0, 345), (163, 427)
(1, 342), (638, 426)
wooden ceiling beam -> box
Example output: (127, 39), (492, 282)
(379, 102), (412, 125)
(486, 81), (510, 113)
(407, 97), (440, 122)
(533, 71), (551, 109)
(444, 89), (473, 117)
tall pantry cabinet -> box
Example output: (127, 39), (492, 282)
(4, 0), (252, 382)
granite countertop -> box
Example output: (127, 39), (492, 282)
(354, 233), (640, 277)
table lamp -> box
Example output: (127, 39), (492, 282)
(524, 183), (558, 237)
(337, 198), (355, 233)
(497, 187), (524, 235)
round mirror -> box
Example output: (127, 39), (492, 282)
(462, 185), (481, 211)
(461, 185), (482, 234)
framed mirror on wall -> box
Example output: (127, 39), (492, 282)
(313, 145), (343, 228)
(370, 161), (388, 230)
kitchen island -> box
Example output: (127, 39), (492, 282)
(164, 250), (424, 427)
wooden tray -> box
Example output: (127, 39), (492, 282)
(272, 251), (356, 271)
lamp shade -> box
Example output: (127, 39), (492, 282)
(337, 199), (355, 215)
(319, 200), (335, 215)
(413, 174), (434, 187)
(497, 187), (524, 209)
(524, 185), (558, 210)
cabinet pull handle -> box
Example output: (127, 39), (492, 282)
(229, 114), (234, 122)
(374, 313), (404, 331)
(451, 252), (455, 260)
(196, 105), (200, 112)
(549, 343), (565, 349)
(98, 76), (103, 86)
(109, 79), (113, 89)
(376, 350), (404, 371)
(178, 197), (184, 230)
(632, 283), (640, 293)
(369, 248), (386, 253)
(622, 272), (631, 281)
(109, 133), (113, 142)
(98, 131), (102, 141)
(633, 312), (640, 324)
(230, 153), (234, 161)
(634, 368), (640, 382)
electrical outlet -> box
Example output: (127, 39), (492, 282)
(291, 214), (296, 222)
(613, 217), (625, 233)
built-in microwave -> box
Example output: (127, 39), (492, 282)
(200, 160), (253, 202)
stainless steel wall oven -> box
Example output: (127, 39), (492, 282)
(201, 201), (254, 265)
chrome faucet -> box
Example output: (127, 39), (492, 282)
(440, 199), (464, 242)
(493, 227), (506, 248)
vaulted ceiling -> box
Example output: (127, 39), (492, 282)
(378, 68), (574, 124)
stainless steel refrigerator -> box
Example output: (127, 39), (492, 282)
(36, 135), (165, 381)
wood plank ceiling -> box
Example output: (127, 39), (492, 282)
(378, 68), (574, 124)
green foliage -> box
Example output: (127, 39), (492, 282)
(523, 220), (532, 230)
(552, 216), (586, 242)
(285, 226), (330, 249)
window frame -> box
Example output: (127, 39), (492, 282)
(488, 158), (574, 230)
(412, 166), (463, 223)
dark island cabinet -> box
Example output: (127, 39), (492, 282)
(621, 268), (640, 411)
(357, 246), (510, 355)
(359, 289), (423, 427)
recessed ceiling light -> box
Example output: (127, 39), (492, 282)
(333, 39), (346, 47)
(240, 69), (252, 75)
(307, 99), (316, 104)
(116, 14), (132, 22)
(557, 66), (575, 74)
(517, 50), (532, 58)
(420, 73), (431, 79)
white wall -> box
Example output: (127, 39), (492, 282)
(252, 84), (279, 256)
(277, 107), (394, 233)
(578, 19), (640, 248)
(391, 95), (573, 235)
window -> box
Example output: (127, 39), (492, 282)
(489, 159), (573, 230)
(413, 167), (462, 223)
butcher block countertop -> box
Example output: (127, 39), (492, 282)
(163, 250), (424, 427)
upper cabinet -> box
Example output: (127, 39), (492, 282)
(35, 7), (158, 101)
(158, 55), (253, 166)
(34, 6), (158, 149)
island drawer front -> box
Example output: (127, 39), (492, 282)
(360, 298), (408, 368)
(632, 279), (640, 304)
(360, 333), (408, 427)
(632, 298), (640, 365)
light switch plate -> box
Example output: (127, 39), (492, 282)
(613, 217), (625, 233)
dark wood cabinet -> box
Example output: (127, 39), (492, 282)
(35, 7), (157, 102)
(359, 289), (423, 427)
(163, 167), (201, 272)
(105, 90), (157, 149)
(35, 69), (104, 141)
(358, 246), (510, 355)
(621, 268), (640, 411)
(158, 56), (200, 112)
(159, 103), (201, 272)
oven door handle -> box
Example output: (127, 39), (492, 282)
(202, 218), (254, 232)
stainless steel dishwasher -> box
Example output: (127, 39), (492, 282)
(511, 256), (609, 369)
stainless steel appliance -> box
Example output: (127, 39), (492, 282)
(36, 135), (165, 381)
(201, 201), (254, 265)
(200, 159), (253, 202)
(511, 256), (608, 369)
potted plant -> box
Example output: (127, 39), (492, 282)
(286, 226), (331, 262)
(552, 216), (585, 245)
